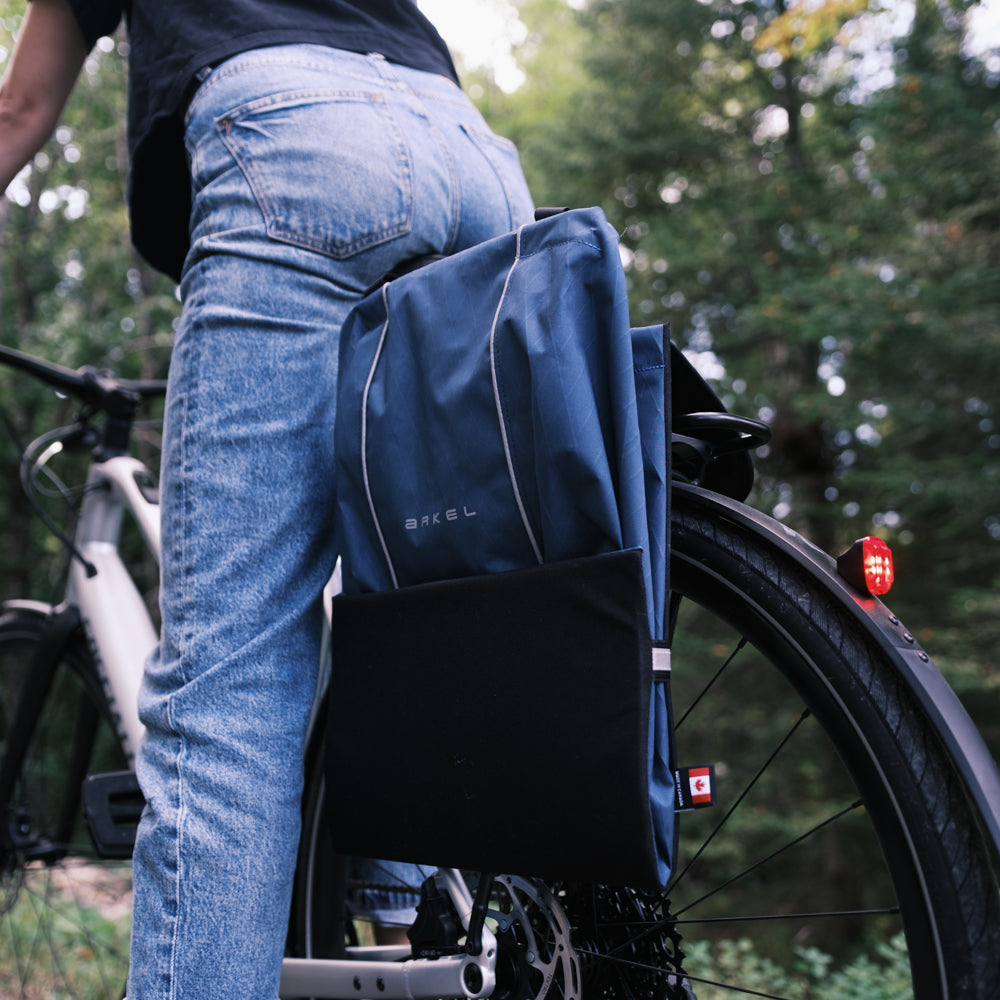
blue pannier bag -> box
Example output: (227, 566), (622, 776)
(327, 206), (673, 888)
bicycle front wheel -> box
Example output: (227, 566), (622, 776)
(566, 484), (999, 1000)
(0, 608), (132, 1000)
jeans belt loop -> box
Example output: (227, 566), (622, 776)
(182, 63), (217, 119)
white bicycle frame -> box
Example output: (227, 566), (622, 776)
(59, 451), (498, 999)
(67, 453), (158, 764)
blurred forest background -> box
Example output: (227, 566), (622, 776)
(1, 0), (998, 756)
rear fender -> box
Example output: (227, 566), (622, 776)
(675, 482), (1000, 858)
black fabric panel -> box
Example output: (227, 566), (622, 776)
(325, 548), (660, 887)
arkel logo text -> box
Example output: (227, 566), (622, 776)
(404, 506), (478, 531)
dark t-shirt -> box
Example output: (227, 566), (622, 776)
(64, 0), (459, 279)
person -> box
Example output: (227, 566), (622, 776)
(0, 2), (535, 997)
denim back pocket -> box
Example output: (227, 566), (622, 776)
(217, 89), (414, 259)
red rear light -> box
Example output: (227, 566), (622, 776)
(837, 536), (894, 596)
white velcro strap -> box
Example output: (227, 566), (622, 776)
(652, 645), (671, 680)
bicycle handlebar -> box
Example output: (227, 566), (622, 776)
(0, 343), (167, 416)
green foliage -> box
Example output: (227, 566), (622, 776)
(1, 5), (178, 373)
(1, 6), (175, 604)
(684, 932), (913, 999)
(0, 863), (131, 1000)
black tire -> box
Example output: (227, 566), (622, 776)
(565, 484), (999, 1000)
(0, 609), (132, 1000)
(291, 485), (1000, 999)
(290, 757), (349, 961)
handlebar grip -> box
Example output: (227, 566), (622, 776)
(0, 343), (167, 409)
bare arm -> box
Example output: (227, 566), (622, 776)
(0, 0), (89, 192)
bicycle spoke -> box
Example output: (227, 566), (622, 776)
(575, 946), (800, 1000)
(667, 707), (813, 894)
(576, 800), (876, 980)
(575, 905), (901, 932)
(673, 637), (748, 731)
(676, 906), (901, 926)
(0, 857), (132, 999)
(680, 971), (802, 1000)
(675, 798), (865, 919)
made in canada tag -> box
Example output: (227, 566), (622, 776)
(674, 765), (717, 811)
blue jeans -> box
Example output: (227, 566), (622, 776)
(128, 45), (533, 1000)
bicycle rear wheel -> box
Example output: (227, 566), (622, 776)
(0, 609), (132, 1000)
(566, 484), (999, 1000)
(292, 483), (1000, 999)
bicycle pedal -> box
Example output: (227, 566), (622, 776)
(82, 770), (145, 859)
(673, 765), (717, 811)
(15, 828), (64, 864)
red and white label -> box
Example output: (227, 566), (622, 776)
(688, 767), (713, 806)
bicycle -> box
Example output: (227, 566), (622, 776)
(1, 337), (999, 1000)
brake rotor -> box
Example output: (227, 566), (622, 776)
(488, 875), (581, 1000)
